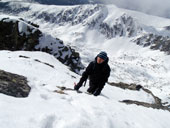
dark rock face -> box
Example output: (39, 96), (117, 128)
(56, 47), (83, 72)
(134, 34), (170, 54)
(0, 18), (41, 51)
(0, 69), (31, 97)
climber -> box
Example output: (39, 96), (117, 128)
(74, 51), (110, 96)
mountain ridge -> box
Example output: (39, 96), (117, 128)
(1, 2), (170, 54)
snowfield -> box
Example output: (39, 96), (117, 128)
(1, 1), (170, 127)
(0, 50), (170, 128)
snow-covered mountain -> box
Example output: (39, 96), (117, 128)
(0, 0), (104, 5)
(1, 1), (170, 47)
(1, 1), (170, 128)
(1, 0), (170, 18)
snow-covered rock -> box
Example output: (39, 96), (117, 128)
(134, 34), (170, 54)
(0, 69), (30, 97)
(0, 16), (41, 50)
(0, 15), (84, 72)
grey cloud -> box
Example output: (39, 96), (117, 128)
(103, 0), (170, 18)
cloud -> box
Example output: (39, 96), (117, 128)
(102, 0), (170, 18)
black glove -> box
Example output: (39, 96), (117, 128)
(74, 82), (82, 91)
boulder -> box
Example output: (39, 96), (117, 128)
(0, 69), (31, 97)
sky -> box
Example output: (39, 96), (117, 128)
(103, 0), (170, 18)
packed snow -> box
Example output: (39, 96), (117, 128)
(0, 51), (170, 128)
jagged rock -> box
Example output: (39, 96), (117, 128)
(36, 41), (84, 72)
(19, 18), (39, 28)
(0, 17), (41, 51)
(134, 34), (170, 54)
(0, 69), (31, 97)
(90, 13), (140, 38)
(35, 4), (102, 26)
(108, 82), (170, 111)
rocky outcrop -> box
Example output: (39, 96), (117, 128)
(0, 17), (84, 73)
(108, 82), (143, 91)
(108, 82), (170, 112)
(35, 37), (84, 72)
(0, 17), (41, 51)
(120, 100), (170, 112)
(89, 13), (140, 38)
(0, 69), (31, 97)
(134, 34), (170, 54)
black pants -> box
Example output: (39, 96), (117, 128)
(87, 81), (97, 94)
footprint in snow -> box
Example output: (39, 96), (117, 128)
(41, 115), (56, 128)
(40, 94), (49, 100)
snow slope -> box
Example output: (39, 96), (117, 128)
(0, 1), (170, 103)
(0, 50), (170, 128)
